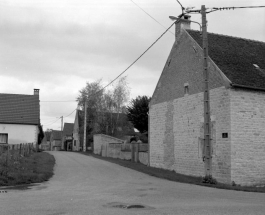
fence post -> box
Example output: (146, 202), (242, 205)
(135, 142), (139, 163)
(6, 145), (9, 170)
(131, 141), (135, 162)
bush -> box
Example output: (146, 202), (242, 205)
(0, 152), (55, 186)
(202, 175), (217, 184)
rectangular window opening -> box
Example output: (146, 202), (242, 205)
(0, 134), (8, 144)
(222, 133), (228, 138)
(184, 83), (189, 95)
(168, 59), (171, 66)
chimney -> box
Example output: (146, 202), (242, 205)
(175, 15), (191, 39)
(34, 89), (40, 96)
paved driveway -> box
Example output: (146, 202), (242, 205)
(0, 152), (265, 215)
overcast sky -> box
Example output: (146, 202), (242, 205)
(0, 0), (264, 131)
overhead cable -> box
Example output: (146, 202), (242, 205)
(129, 0), (174, 35)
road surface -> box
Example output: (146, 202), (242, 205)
(0, 151), (265, 215)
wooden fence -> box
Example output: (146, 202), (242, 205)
(0, 143), (34, 159)
(0, 143), (35, 176)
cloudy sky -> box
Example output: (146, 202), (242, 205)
(0, 0), (264, 131)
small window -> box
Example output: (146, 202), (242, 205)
(0, 134), (8, 144)
(74, 140), (76, 146)
(184, 83), (189, 95)
(168, 59), (171, 67)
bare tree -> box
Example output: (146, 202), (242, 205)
(109, 76), (130, 135)
(76, 77), (130, 138)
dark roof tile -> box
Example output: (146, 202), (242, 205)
(0, 93), (40, 125)
(51, 130), (62, 140)
(187, 30), (265, 89)
(63, 123), (74, 136)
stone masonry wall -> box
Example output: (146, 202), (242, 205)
(230, 88), (265, 186)
(150, 86), (231, 184)
(93, 134), (124, 156)
(149, 102), (168, 169)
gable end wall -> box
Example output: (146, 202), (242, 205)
(150, 29), (232, 184)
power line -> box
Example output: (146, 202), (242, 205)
(43, 118), (60, 126)
(207, 5), (265, 13)
(129, 0), (174, 35)
(212, 5), (265, 10)
(42, 118), (60, 124)
(42, 21), (178, 123)
(64, 109), (76, 118)
(186, 5), (265, 14)
(42, 109), (76, 126)
(42, 20), (177, 105)
(97, 20), (178, 95)
(176, 0), (185, 14)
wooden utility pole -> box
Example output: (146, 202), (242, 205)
(201, 5), (212, 177)
(83, 100), (87, 152)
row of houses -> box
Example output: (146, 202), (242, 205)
(41, 110), (135, 151)
(0, 89), (41, 146)
(1, 15), (264, 186)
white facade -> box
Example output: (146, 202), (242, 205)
(0, 124), (38, 145)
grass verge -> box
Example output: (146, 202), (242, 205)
(78, 151), (265, 193)
(0, 152), (55, 187)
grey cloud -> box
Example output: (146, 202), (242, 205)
(0, 20), (173, 82)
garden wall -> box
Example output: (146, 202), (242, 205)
(93, 134), (149, 165)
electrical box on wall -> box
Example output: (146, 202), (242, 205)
(222, 133), (228, 138)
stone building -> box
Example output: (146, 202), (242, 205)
(149, 15), (265, 186)
(50, 130), (62, 151)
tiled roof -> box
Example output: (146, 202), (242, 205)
(0, 93), (40, 125)
(51, 130), (62, 140)
(187, 30), (265, 89)
(63, 123), (74, 136)
(45, 131), (51, 141)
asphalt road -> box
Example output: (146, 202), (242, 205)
(0, 151), (265, 215)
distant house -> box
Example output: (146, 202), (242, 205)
(72, 110), (83, 151)
(72, 109), (135, 151)
(50, 130), (62, 151)
(0, 89), (40, 146)
(40, 131), (51, 151)
(149, 15), (265, 186)
(62, 123), (74, 151)
(96, 112), (135, 139)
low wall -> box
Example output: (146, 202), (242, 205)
(93, 134), (149, 165)
(94, 134), (124, 155)
(139, 152), (149, 165)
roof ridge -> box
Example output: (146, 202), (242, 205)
(187, 29), (265, 45)
(0, 93), (34, 96)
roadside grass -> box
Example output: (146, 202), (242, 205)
(78, 151), (265, 193)
(0, 152), (55, 186)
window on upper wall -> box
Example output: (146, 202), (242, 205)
(167, 59), (171, 67)
(184, 83), (189, 95)
(0, 134), (8, 144)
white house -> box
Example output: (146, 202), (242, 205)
(0, 89), (40, 146)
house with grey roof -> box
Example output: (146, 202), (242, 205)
(73, 109), (135, 151)
(72, 110), (83, 151)
(149, 15), (265, 186)
(50, 130), (62, 151)
(62, 123), (74, 151)
(40, 130), (51, 151)
(0, 89), (40, 146)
